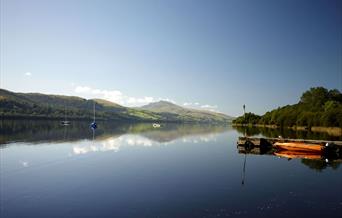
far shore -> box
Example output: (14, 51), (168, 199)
(232, 124), (342, 137)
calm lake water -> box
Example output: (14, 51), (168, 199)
(1, 120), (341, 218)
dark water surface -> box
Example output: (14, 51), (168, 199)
(1, 120), (341, 218)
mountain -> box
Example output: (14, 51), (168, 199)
(0, 89), (233, 123)
(140, 100), (234, 123)
(141, 101), (185, 113)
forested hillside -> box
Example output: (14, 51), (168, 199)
(0, 89), (232, 123)
(233, 87), (342, 127)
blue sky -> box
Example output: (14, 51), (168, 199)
(1, 0), (341, 116)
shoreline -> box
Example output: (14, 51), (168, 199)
(232, 124), (342, 137)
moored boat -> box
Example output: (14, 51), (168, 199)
(274, 142), (323, 153)
(61, 104), (71, 126)
(61, 120), (71, 126)
(152, 123), (161, 128)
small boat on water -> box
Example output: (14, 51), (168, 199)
(274, 150), (322, 160)
(274, 142), (323, 153)
(152, 123), (161, 128)
(61, 105), (71, 126)
(61, 120), (71, 126)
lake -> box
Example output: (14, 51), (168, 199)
(0, 120), (341, 218)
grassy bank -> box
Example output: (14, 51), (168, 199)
(310, 127), (342, 137)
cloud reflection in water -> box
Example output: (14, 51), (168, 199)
(72, 133), (220, 155)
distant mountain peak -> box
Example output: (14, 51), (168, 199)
(140, 100), (234, 121)
(148, 100), (176, 105)
(141, 101), (184, 110)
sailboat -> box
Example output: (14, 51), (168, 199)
(61, 105), (70, 126)
(90, 101), (97, 129)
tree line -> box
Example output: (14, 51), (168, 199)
(233, 87), (342, 128)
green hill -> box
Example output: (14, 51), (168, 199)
(141, 100), (234, 123)
(141, 101), (186, 113)
(233, 87), (342, 128)
(0, 89), (232, 123)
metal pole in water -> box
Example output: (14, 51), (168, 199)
(243, 104), (246, 137)
(242, 104), (247, 186)
(242, 152), (247, 186)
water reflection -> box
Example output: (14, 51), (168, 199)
(0, 120), (230, 145)
(72, 135), (158, 155)
(233, 126), (342, 141)
(301, 159), (341, 172)
(1, 120), (341, 218)
(72, 132), (222, 156)
(0, 120), (125, 144)
(237, 144), (341, 172)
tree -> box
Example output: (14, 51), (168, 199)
(324, 100), (339, 112)
(300, 87), (329, 109)
(328, 89), (342, 102)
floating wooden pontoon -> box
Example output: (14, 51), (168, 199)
(237, 136), (342, 148)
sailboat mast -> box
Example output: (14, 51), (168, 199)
(93, 101), (96, 122)
(90, 101), (97, 129)
(64, 105), (67, 121)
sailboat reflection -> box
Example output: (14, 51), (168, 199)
(92, 128), (96, 141)
(241, 151), (247, 186)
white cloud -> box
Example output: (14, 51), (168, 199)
(200, 104), (219, 112)
(73, 85), (217, 111)
(24, 72), (32, 76)
(201, 104), (218, 109)
(158, 98), (176, 104)
(74, 85), (155, 106)
(127, 96), (154, 104)
(182, 102), (219, 112)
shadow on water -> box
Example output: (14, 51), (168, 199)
(0, 119), (231, 146)
(233, 125), (342, 141)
